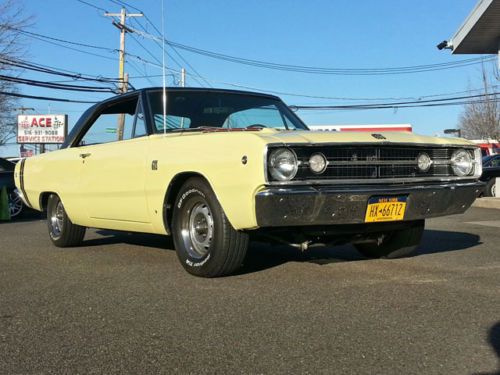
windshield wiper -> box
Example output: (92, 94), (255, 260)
(162, 126), (221, 133)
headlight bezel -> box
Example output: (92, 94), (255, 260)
(473, 147), (482, 178)
(451, 148), (474, 177)
(267, 147), (298, 181)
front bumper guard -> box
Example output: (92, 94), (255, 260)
(255, 181), (483, 227)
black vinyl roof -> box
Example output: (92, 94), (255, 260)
(105, 87), (281, 104)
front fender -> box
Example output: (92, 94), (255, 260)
(145, 132), (269, 234)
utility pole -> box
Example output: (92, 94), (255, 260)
(15, 107), (34, 114)
(105, 8), (142, 140)
(180, 68), (186, 87)
(104, 7), (143, 94)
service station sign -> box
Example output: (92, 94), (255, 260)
(17, 114), (68, 144)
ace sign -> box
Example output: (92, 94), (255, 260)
(17, 114), (68, 144)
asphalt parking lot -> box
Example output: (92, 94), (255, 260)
(1, 207), (499, 375)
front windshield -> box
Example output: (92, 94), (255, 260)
(148, 90), (308, 132)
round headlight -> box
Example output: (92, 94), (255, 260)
(268, 148), (298, 181)
(309, 153), (327, 174)
(417, 152), (432, 172)
(451, 149), (473, 176)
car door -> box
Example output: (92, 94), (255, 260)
(76, 95), (151, 225)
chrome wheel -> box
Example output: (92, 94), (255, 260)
(172, 178), (249, 277)
(8, 191), (23, 218)
(49, 199), (65, 239)
(46, 194), (86, 247)
(181, 201), (214, 259)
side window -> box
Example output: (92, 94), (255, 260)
(79, 96), (138, 146)
(121, 113), (136, 141)
(153, 114), (191, 131)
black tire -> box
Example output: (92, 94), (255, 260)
(484, 179), (496, 197)
(171, 177), (249, 277)
(47, 194), (86, 247)
(355, 220), (425, 259)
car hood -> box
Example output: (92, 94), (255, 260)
(252, 129), (475, 146)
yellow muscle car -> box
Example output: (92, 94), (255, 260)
(15, 88), (483, 277)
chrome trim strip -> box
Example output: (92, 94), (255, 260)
(300, 160), (451, 166)
(257, 180), (482, 194)
(266, 177), (477, 186)
(266, 142), (479, 149)
(263, 144), (269, 184)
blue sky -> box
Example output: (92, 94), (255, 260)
(1, 0), (490, 156)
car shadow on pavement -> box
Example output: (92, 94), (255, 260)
(0, 210), (45, 224)
(474, 321), (500, 375)
(237, 229), (481, 275)
(81, 228), (480, 275)
(416, 229), (481, 256)
(237, 242), (363, 275)
(85, 230), (175, 250)
(489, 321), (500, 375)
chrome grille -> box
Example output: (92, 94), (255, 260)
(290, 146), (458, 181)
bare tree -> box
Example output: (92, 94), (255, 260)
(459, 63), (500, 140)
(0, 0), (31, 146)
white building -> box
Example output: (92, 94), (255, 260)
(308, 124), (412, 132)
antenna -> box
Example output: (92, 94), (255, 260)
(161, 0), (167, 134)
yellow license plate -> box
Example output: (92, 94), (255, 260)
(365, 196), (407, 223)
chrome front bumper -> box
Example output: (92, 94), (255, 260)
(255, 181), (483, 227)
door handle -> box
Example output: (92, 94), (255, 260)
(79, 153), (91, 159)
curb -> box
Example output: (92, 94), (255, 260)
(472, 197), (500, 210)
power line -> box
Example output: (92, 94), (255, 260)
(20, 31), (118, 61)
(128, 32), (164, 67)
(3, 56), (107, 79)
(12, 27), (165, 83)
(292, 92), (500, 111)
(76, 0), (108, 12)
(135, 16), (212, 87)
(107, 0), (141, 13)
(0, 56), (121, 84)
(166, 43), (212, 87)
(0, 74), (118, 93)
(128, 27), (497, 76)
(127, 33), (181, 87)
(127, 59), (156, 86)
(117, 2), (211, 87)
(0, 90), (99, 103)
(126, 69), (499, 103)
(127, 17), (207, 87)
(9, 27), (117, 52)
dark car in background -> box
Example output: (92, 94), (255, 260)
(0, 157), (24, 218)
(480, 154), (500, 197)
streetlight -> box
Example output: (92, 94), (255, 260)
(444, 129), (462, 138)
